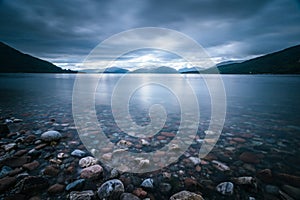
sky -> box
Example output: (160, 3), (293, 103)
(0, 0), (300, 70)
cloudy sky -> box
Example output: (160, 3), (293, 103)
(0, 0), (299, 70)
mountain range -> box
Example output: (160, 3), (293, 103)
(0, 41), (299, 74)
(0, 42), (75, 73)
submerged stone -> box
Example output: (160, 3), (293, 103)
(97, 179), (124, 199)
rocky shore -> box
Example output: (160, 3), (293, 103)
(1, 114), (300, 200)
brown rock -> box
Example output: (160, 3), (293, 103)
(23, 161), (40, 171)
(44, 165), (60, 176)
(35, 143), (47, 150)
(80, 164), (103, 179)
(232, 137), (246, 143)
(47, 183), (65, 194)
(0, 176), (16, 192)
(24, 135), (36, 143)
(2, 156), (31, 168)
(14, 149), (28, 156)
(8, 167), (24, 176)
(275, 173), (300, 188)
(257, 169), (273, 183)
(161, 132), (176, 137)
(20, 176), (49, 193)
(239, 152), (260, 164)
(184, 178), (199, 191)
(133, 188), (147, 199)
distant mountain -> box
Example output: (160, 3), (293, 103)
(131, 66), (178, 73)
(178, 66), (203, 73)
(103, 67), (129, 73)
(216, 60), (243, 67)
(203, 45), (300, 74)
(0, 42), (75, 73)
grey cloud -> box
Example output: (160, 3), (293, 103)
(0, 0), (299, 69)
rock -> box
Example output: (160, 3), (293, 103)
(169, 190), (204, 200)
(47, 183), (65, 194)
(239, 152), (260, 164)
(102, 153), (112, 161)
(257, 169), (273, 183)
(117, 140), (132, 148)
(212, 160), (230, 171)
(80, 164), (103, 179)
(265, 185), (279, 195)
(276, 173), (300, 187)
(97, 179), (124, 200)
(0, 123), (10, 136)
(232, 176), (255, 185)
(41, 130), (62, 142)
(79, 156), (97, 168)
(120, 193), (141, 200)
(24, 135), (36, 143)
(14, 149), (28, 156)
(23, 160), (40, 171)
(66, 179), (85, 191)
(3, 143), (17, 151)
(3, 156), (31, 168)
(140, 139), (150, 146)
(160, 183), (172, 193)
(188, 157), (201, 165)
(13, 118), (23, 123)
(69, 190), (95, 200)
(232, 137), (246, 143)
(281, 185), (300, 199)
(110, 168), (120, 179)
(0, 176), (16, 192)
(184, 178), (198, 189)
(0, 166), (12, 178)
(71, 149), (86, 157)
(20, 176), (49, 193)
(216, 182), (234, 195)
(141, 178), (154, 189)
(132, 188), (147, 198)
(43, 165), (60, 176)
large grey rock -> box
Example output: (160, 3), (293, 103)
(97, 179), (124, 200)
(216, 182), (234, 195)
(41, 130), (62, 142)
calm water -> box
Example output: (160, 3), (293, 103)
(1, 73), (299, 129)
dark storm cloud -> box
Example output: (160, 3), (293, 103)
(0, 0), (299, 69)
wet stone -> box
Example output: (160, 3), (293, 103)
(79, 156), (97, 168)
(97, 179), (124, 200)
(132, 188), (147, 199)
(0, 176), (16, 193)
(0, 123), (10, 136)
(216, 182), (234, 196)
(239, 152), (260, 164)
(2, 156), (31, 168)
(80, 164), (103, 179)
(41, 130), (62, 142)
(141, 178), (154, 189)
(0, 166), (12, 178)
(47, 183), (65, 194)
(265, 185), (279, 195)
(23, 160), (40, 171)
(66, 179), (85, 191)
(69, 190), (95, 200)
(20, 176), (49, 193)
(120, 193), (141, 200)
(169, 190), (204, 200)
(71, 149), (86, 157)
(43, 165), (60, 176)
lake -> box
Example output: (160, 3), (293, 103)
(0, 73), (299, 199)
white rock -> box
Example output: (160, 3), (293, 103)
(216, 182), (234, 195)
(212, 160), (230, 171)
(41, 130), (62, 142)
(79, 156), (97, 168)
(170, 190), (204, 200)
(188, 156), (201, 165)
(97, 179), (124, 199)
(71, 149), (86, 157)
(141, 178), (153, 188)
